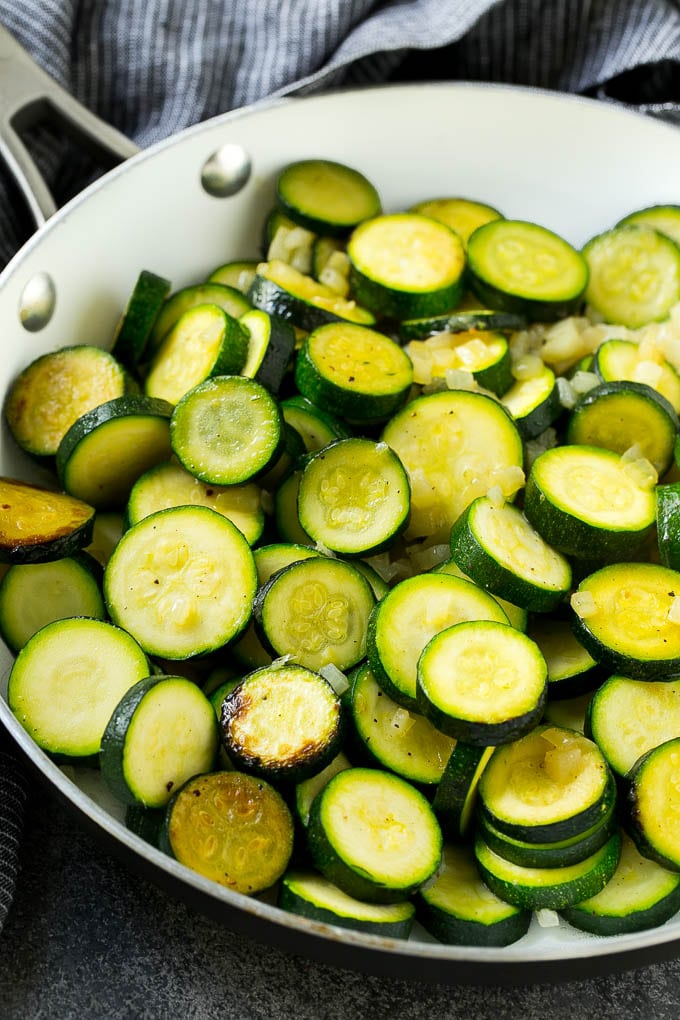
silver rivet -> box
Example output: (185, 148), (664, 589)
(201, 143), (251, 197)
(19, 271), (56, 331)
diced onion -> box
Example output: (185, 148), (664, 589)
(319, 663), (350, 697)
(536, 909), (561, 929)
(571, 590), (597, 618)
(668, 596), (680, 625)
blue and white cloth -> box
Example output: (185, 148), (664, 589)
(0, 0), (678, 931)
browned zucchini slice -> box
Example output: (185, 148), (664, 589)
(0, 476), (95, 564)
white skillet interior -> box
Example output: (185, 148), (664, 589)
(2, 82), (680, 974)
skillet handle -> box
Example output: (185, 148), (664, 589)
(0, 24), (139, 227)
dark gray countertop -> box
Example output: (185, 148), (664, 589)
(4, 758), (680, 1020)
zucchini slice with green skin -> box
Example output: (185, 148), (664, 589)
(366, 572), (509, 711)
(307, 767), (442, 903)
(585, 675), (680, 777)
(626, 738), (680, 872)
(415, 841), (531, 947)
(466, 219), (588, 322)
(433, 557), (528, 631)
(104, 505), (257, 659)
(253, 556), (374, 673)
(478, 725), (614, 843)
(500, 363), (562, 439)
(144, 304), (249, 405)
(162, 770), (294, 895)
(125, 804), (166, 848)
(126, 459), (264, 546)
(249, 259), (375, 332)
(349, 662), (456, 787)
(409, 196), (503, 245)
(170, 375), (283, 486)
(416, 621), (548, 746)
(571, 562), (680, 681)
(148, 282), (251, 355)
(527, 615), (603, 701)
(273, 469), (313, 546)
(561, 830), (680, 936)
(524, 445), (657, 563)
(449, 495), (572, 613)
(656, 482), (680, 569)
(219, 663), (343, 783)
(405, 329), (513, 396)
(207, 259), (259, 295)
(566, 380), (679, 475)
(239, 308), (296, 396)
(298, 438), (410, 555)
(475, 831), (621, 911)
(347, 213), (466, 320)
(381, 389), (524, 541)
(295, 322), (413, 424)
(398, 308), (527, 343)
(542, 692), (592, 734)
(111, 269), (171, 369)
(432, 742), (495, 840)
(5, 345), (132, 458)
(7, 617), (149, 758)
(477, 799), (618, 870)
(56, 396), (174, 511)
(294, 751), (352, 828)
(0, 477), (95, 564)
(86, 510), (125, 566)
(276, 159), (381, 237)
(617, 204), (680, 245)
(100, 675), (219, 807)
(593, 337), (680, 414)
(279, 870), (415, 939)
(280, 395), (351, 454)
(583, 224), (680, 329)
(0, 552), (105, 652)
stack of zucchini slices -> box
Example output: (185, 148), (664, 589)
(7, 157), (680, 949)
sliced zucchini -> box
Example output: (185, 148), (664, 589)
(163, 770), (294, 894)
(5, 345), (131, 458)
(297, 438), (410, 555)
(279, 870), (415, 939)
(415, 841), (531, 947)
(657, 482), (680, 569)
(500, 362), (562, 439)
(617, 204), (680, 246)
(583, 224), (680, 328)
(170, 375), (283, 486)
(0, 477), (95, 564)
(85, 510), (125, 566)
(126, 459), (264, 546)
(307, 766), (442, 903)
(0, 552), (105, 652)
(405, 329), (513, 396)
(56, 396), (174, 511)
(280, 395), (351, 454)
(144, 304), (249, 404)
(249, 259), (375, 332)
(432, 742), (495, 840)
(366, 571), (509, 711)
(347, 213), (466, 320)
(449, 495), (572, 613)
(409, 196), (503, 245)
(475, 831), (621, 910)
(433, 557), (528, 631)
(466, 219), (588, 322)
(253, 556), (374, 673)
(417, 620), (548, 745)
(571, 562), (680, 680)
(294, 751), (352, 828)
(524, 445), (657, 562)
(527, 615), (602, 700)
(478, 725), (613, 843)
(585, 675), (680, 777)
(593, 337), (680, 414)
(148, 282), (251, 354)
(7, 617), (149, 758)
(381, 389), (524, 541)
(276, 159), (381, 237)
(239, 308), (296, 395)
(273, 469), (313, 545)
(566, 380), (679, 475)
(207, 259), (259, 294)
(294, 322), (413, 423)
(542, 691), (592, 734)
(111, 270), (171, 369)
(561, 830), (680, 936)
(398, 308), (527, 343)
(626, 738), (680, 872)
(349, 661), (456, 787)
(100, 674), (219, 807)
(219, 663), (343, 782)
(104, 505), (257, 659)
